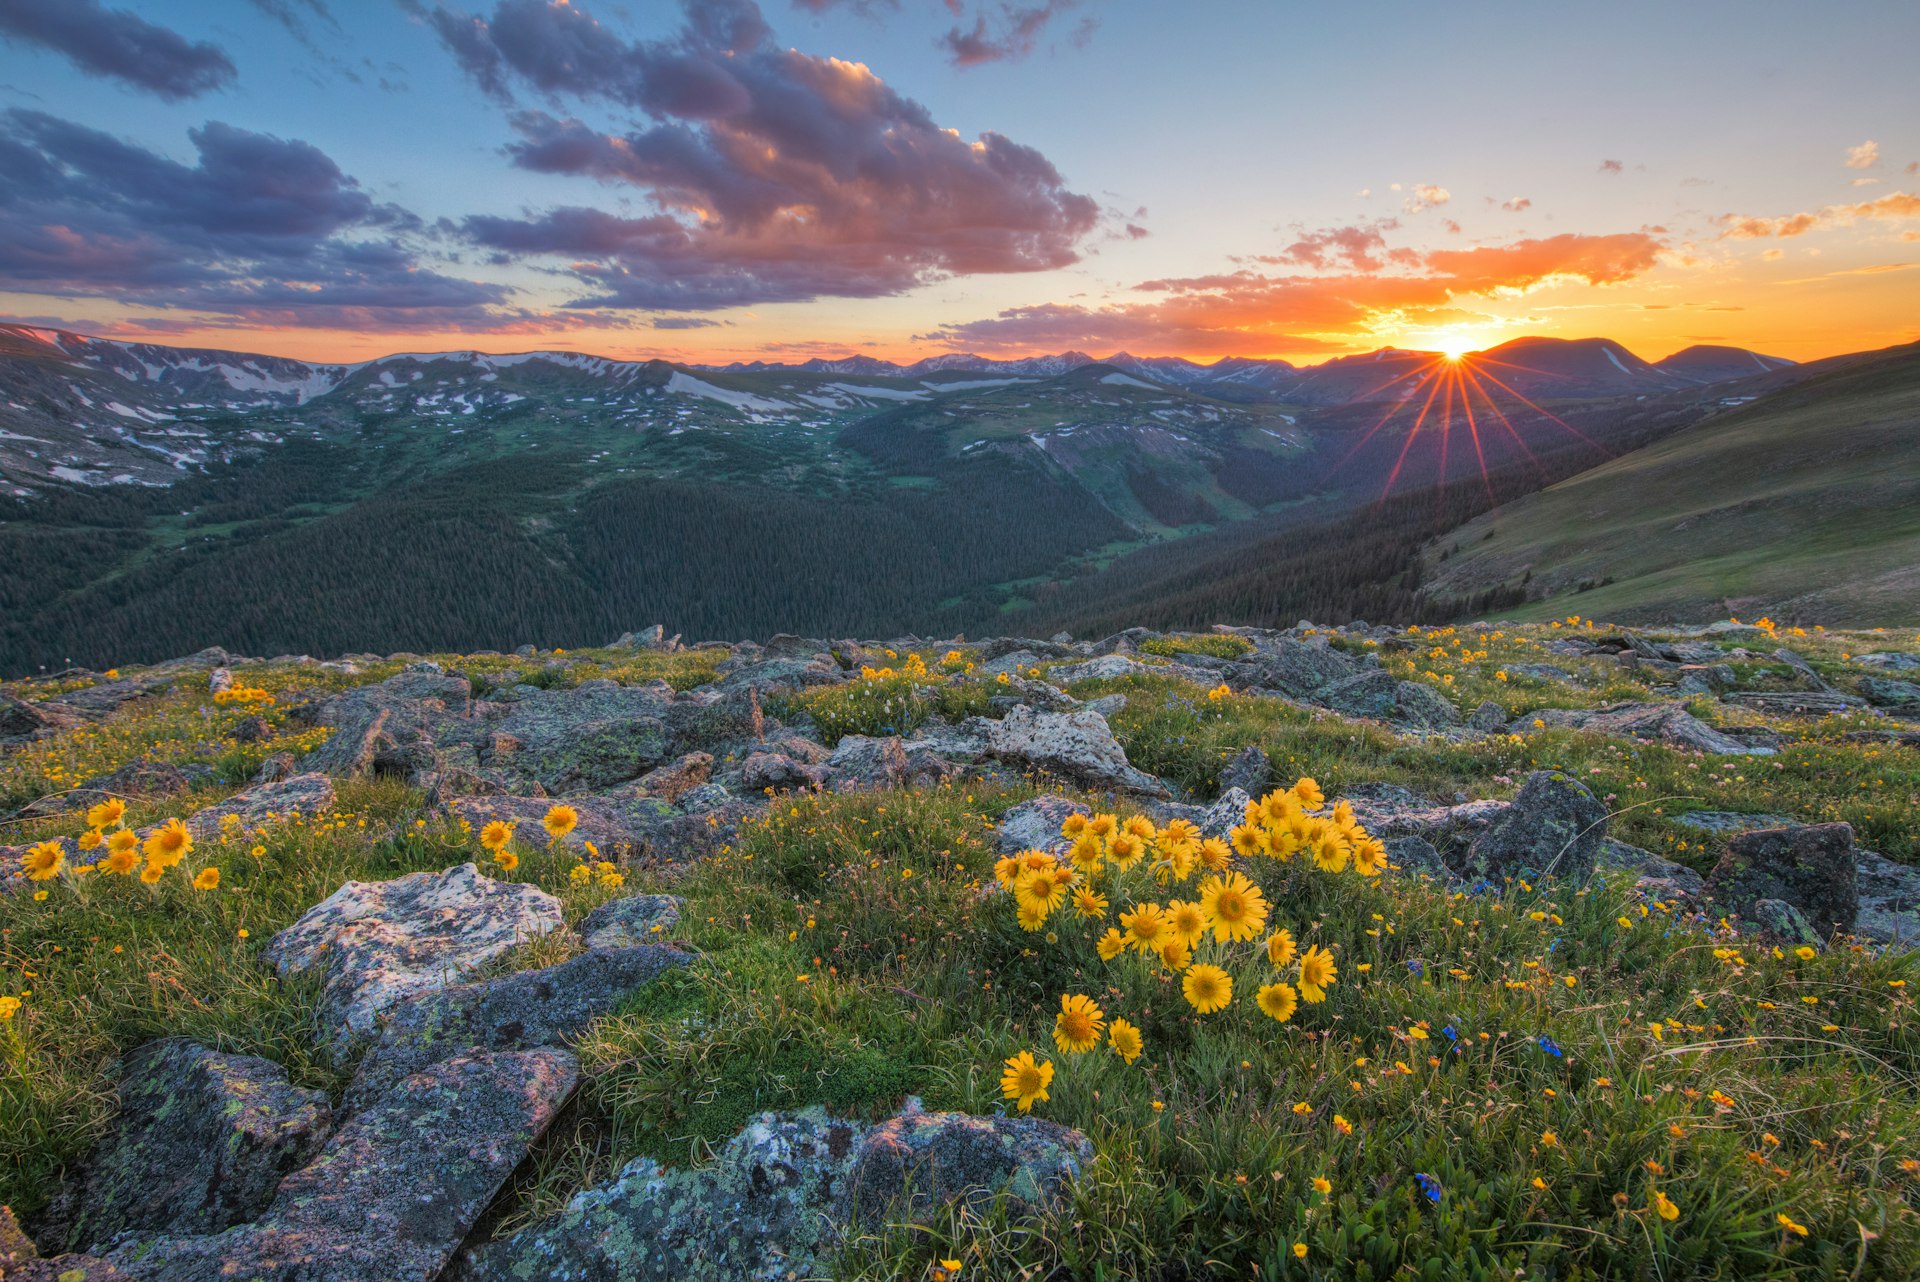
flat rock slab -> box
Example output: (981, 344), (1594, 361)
(346, 944), (692, 1110)
(983, 706), (1169, 798)
(109, 1049), (578, 1282)
(262, 862), (565, 1057)
(184, 773), (337, 840)
(1672, 810), (1796, 835)
(49, 1039), (331, 1254)
(993, 796), (1091, 856)
(453, 1105), (1088, 1282)
(580, 895), (684, 950)
(447, 794), (671, 856)
(1521, 702), (1768, 755)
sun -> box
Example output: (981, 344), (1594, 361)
(1436, 336), (1474, 361)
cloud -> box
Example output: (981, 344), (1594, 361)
(0, 0), (235, 100)
(428, 0), (1099, 310)
(651, 315), (727, 329)
(1845, 139), (1880, 169)
(1598, 158), (1624, 174)
(1501, 196), (1531, 212)
(1719, 191), (1920, 238)
(919, 229), (1666, 356)
(1257, 220), (1417, 273)
(1404, 184), (1450, 214)
(0, 109), (519, 329)
(939, 0), (1092, 67)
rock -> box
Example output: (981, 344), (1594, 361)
(18, 761), (213, 819)
(580, 895), (684, 950)
(453, 1105), (1087, 1282)
(993, 796), (1091, 856)
(253, 752), (298, 784)
(1, 1205), (35, 1264)
(183, 773), (336, 841)
(1522, 702), (1767, 755)
(1676, 664), (1737, 695)
(712, 655), (842, 693)
(844, 1108), (1091, 1228)
(46, 1040), (330, 1254)
(1459, 771), (1608, 885)
(0, 694), (86, 743)
(635, 752), (713, 803)
(1672, 810), (1795, 835)
(484, 682), (674, 792)
(261, 863), (566, 1057)
(1393, 681), (1461, 729)
(1466, 700), (1508, 732)
(1504, 663), (1576, 682)
(298, 671), (474, 779)
(1233, 638), (1360, 699)
(346, 946), (691, 1110)
(1719, 690), (1864, 716)
(983, 706), (1169, 797)
(1317, 669), (1397, 719)
(446, 794), (670, 858)
(738, 751), (828, 792)
(108, 1049), (577, 1282)
(1855, 652), (1920, 671)
(7, 1252), (131, 1281)
(208, 667), (234, 695)
(608, 624), (666, 650)
(1597, 838), (1705, 896)
(1338, 785), (1506, 850)
(1707, 823), (1858, 938)
(1080, 693), (1127, 718)
(46, 674), (176, 718)
(1046, 654), (1216, 685)
(1746, 899), (1823, 949)
(1854, 848), (1920, 948)
(1772, 647), (1832, 691)
(1217, 745), (1271, 798)
(826, 734), (969, 790)
(1050, 631), (1074, 644)
(1860, 676), (1920, 709)
(1384, 835), (1450, 880)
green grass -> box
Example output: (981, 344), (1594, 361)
(6, 625), (1920, 1276)
(1425, 344), (1920, 625)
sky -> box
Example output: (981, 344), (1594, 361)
(1, 0), (1916, 367)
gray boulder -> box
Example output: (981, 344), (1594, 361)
(109, 1049), (577, 1282)
(1707, 823), (1859, 937)
(48, 1039), (331, 1253)
(262, 863), (566, 1057)
(184, 773), (336, 840)
(1217, 745), (1271, 798)
(1393, 681), (1461, 729)
(983, 705), (1169, 797)
(1747, 899), (1824, 949)
(1232, 638), (1360, 699)
(297, 670), (474, 778)
(453, 1104), (1088, 1282)
(1854, 848), (1920, 948)
(1597, 838), (1705, 897)
(738, 751), (828, 792)
(1521, 702), (1767, 755)
(580, 895), (684, 950)
(346, 945), (691, 1109)
(993, 795), (1091, 856)
(1855, 652), (1920, 671)
(1459, 771), (1608, 884)
(1317, 669), (1398, 719)
(1861, 676), (1920, 709)
(1466, 700), (1509, 732)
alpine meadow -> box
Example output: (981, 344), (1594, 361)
(2, 3), (1918, 1281)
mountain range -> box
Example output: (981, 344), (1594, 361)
(5, 321), (1908, 674)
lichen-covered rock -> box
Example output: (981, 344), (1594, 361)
(1384, 835), (1450, 880)
(1392, 681), (1461, 729)
(1217, 745), (1271, 798)
(183, 773), (336, 840)
(108, 1049), (577, 1282)
(1466, 700), (1509, 732)
(1519, 702), (1767, 755)
(1861, 676), (1920, 709)
(346, 945), (691, 1109)
(1708, 823), (1859, 938)
(1317, 669), (1398, 719)
(993, 796), (1090, 857)
(1746, 898), (1824, 949)
(1231, 638), (1360, 699)
(446, 794), (671, 857)
(1672, 810), (1796, 835)
(737, 751), (827, 792)
(45, 1040), (330, 1254)
(1045, 654), (1216, 685)
(1460, 771), (1608, 884)
(1854, 848), (1920, 948)
(634, 752), (714, 803)
(1855, 652), (1920, 671)
(0, 693), (85, 744)
(1597, 839), (1705, 897)
(983, 705), (1169, 798)
(844, 1108), (1091, 1228)
(297, 670), (474, 778)
(452, 1105), (1089, 1282)
(580, 895), (684, 951)
(826, 734), (970, 790)
(262, 863), (565, 1057)
(483, 682), (673, 792)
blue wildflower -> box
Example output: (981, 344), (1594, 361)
(1414, 1172), (1442, 1203)
(1407, 959), (1424, 977)
(1536, 1035), (1564, 1058)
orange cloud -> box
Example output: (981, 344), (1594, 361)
(1721, 191), (1920, 238)
(920, 230), (1666, 357)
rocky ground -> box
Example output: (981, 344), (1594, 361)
(3, 618), (1919, 1280)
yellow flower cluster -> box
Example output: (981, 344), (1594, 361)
(17, 800), (217, 890)
(998, 778), (1370, 1113)
(212, 685), (276, 707)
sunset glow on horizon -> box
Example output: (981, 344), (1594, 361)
(1, 0), (1915, 368)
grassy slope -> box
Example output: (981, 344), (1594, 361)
(6, 627), (1920, 1279)
(1423, 343), (1920, 625)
